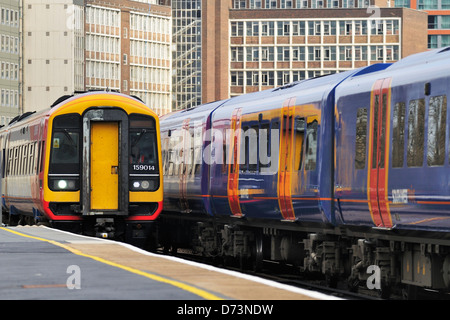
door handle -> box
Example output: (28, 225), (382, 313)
(111, 166), (118, 175)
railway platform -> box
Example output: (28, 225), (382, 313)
(0, 226), (339, 300)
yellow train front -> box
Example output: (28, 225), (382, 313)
(0, 91), (163, 246)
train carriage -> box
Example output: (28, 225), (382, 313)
(335, 48), (450, 231)
(1, 91), (163, 246)
(159, 47), (450, 296)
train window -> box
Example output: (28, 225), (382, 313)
(21, 144), (28, 175)
(129, 114), (158, 174)
(49, 114), (81, 179)
(13, 146), (19, 175)
(50, 131), (80, 164)
(240, 125), (249, 172)
(305, 119), (318, 171)
(248, 125), (259, 172)
(194, 146), (201, 174)
(6, 148), (13, 176)
(259, 122), (271, 171)
(28, 142), (34, 174)
(407, 99), (425, 167)
(294, 117), (305, 171)
(379, 94), (388, 169)
(355, 108), (368, 170)
(392, 102), (406, 168)
(187, 130), (194, 175)
(427, 95), (447, 166)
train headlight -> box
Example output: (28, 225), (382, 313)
(49, 177), (79, 191)
(141, 181), (150, 189)
(130, 178), (157, 191)
(58, 180), (68, 189)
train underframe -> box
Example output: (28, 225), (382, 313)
(159, 213), (450, 299)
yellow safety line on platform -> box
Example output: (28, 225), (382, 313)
(0, 227), (223, 300)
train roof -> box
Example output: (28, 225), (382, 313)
(2, 91), (151, 131)
(388, 47), (450, 71)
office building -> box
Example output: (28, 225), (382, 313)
(0, 0), (20, 125)
(22, 0), (172, 115)
(171, 0), (428, 108)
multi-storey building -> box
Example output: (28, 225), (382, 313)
(227, 8), (428, 97)
(395, 0), (450, 48)
(171, 0), (202, 111)
(22, 0), (85, 112)
(85, 0), (171, 115)
(22, 0), (172, 115)
(0, 0), (20, 125)
(171, 0), (428, 108)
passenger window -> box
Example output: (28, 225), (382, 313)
(355, 108), (368, 170)
(392, 102), (406, 168)
(259, 122), (271, 171)
(407, 99), (425, 167)
(294, 117), (305, 171)
(427, 95), (447, 166)
(239, 126), (249, 172)
(248, 125), (259, 172)
(305, 118), (318, 171)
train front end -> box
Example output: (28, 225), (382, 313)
(43, 92), (163, 246)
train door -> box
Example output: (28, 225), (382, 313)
(368, 78), (393, 228)
(179, 118), (191, 213)
(82, 109), (129, 216)
(278, 98), (297, 221)
(227, 108), (243, 217)
(90, 122), (119, 210)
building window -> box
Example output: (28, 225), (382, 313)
(261, 21), (275, 36)
(246, 47), (259, 62)
(246, 22), (259, 36)
(250, 0), (262, 8)
(261, 46), (274, 61)
(277, 71), (290, 86)
(231, 47), (244, 62)
(277, 21), (290, 36)
(234, 0), (247, 8)
(292, 21), (306, 36)
(231, 71), (244, 86)
(340, 46), (353, 61)
(246, 71), (259, 86)
(292, 47), (305, 61)
(265, 0), (277, 8)
(277, 46), (290, 61)
(231, 22), (244, 36)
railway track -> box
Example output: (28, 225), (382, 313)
(154, 248), (382, 300)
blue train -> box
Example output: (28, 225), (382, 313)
(160, 47), (450, 297)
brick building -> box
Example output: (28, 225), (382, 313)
(395, 0), (450, 48)
(171, 0), (428, 109)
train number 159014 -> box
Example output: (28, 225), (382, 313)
(133, 165), (155, 171)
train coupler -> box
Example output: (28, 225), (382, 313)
(94, 218), (116, 239)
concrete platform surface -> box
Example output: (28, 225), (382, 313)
(0, 226), (340, 300)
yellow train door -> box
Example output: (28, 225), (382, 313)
(90, 122), (119, 210)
